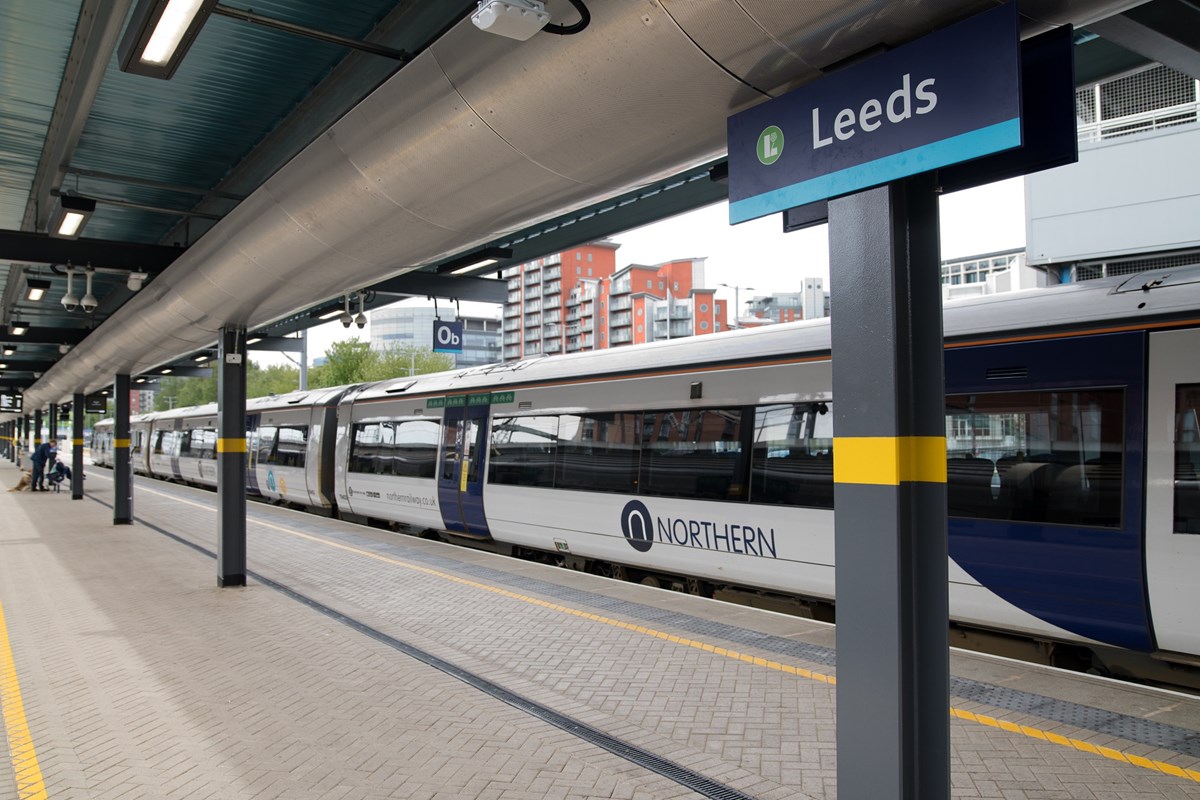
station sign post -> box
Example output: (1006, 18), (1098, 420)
(725, 5), (1055, 799)
(433, 319), (464, 354)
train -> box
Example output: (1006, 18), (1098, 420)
(92, 266), (1200, 687)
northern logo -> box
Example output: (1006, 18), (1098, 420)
(620, 500), (653, 552)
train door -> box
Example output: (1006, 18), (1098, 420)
(945, 331), (1151, 651)
(437, 402), (492, 538)
(1145, 328), (1200, 656)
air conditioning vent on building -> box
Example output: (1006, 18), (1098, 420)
(986, 367), (1028, 380)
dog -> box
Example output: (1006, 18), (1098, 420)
(8, 470), (31, 492)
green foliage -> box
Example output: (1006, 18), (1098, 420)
(149, 340), (452, 410)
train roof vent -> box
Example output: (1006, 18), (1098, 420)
(286, 394), (309, 404)
(986, 366), (1028, 380)
(385, 381), (417, 394)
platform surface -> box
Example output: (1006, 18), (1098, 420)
(2, 459), (1200, 799)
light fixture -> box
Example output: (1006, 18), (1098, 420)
(161, 368), (173, 374)
(193, 354), (209, 362)
(246, 336), (263, 345)
(127, 270), (148, 291)
(118, 0), (219, 80)
(311, 304), (343, 320)
(24, 278), (51, 302)
(135, 377), (147, 384)
(354, 292), (367, 329)
(2, 346), (13, 356)
(81, 267), (98, 313)
(436, 246), (514, 275)
(470, 0), (550, 41)
(339, 294), (353, 328)
(47, 195), (96, 239)
(58, 344), (71, 355)
(0, 363), (6, 370)
(8, 321), (28, 336)
(32, 372), (41, 379)
(61, 265), (79, 311)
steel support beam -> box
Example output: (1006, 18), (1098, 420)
(114, 373), (132, 525)
(48, 403), (58, 446)
(369, 272), (508, 304)
(246, 336), (305, 353)
(0, 230), (184, 273)
(33, 409), (42, 448)
(217, 327), (247, 587)
(829, 175), (949, 800)
(71, 391), (84, 499)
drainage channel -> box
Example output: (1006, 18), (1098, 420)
(97, 498), (760, 800)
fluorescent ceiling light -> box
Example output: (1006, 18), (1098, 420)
(25, 278), (51, 302)
(193, 354), (209, 362)
(246, 337), (263, 345)
(436, 247), (513, 275)
(8, 321), (28, 336)
(451, 259), (499, 275)
(317, 308), (343, 320)
(142, 0), (208, 64)
(47, 195), (96, 239)
(2, 347), (14, 356)
(118, 0), (217, 80)
(161, 368), (173, 374)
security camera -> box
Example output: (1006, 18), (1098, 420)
(471, 0), (550, 41)
(61, 293), (79, 312)
(80, 293), (98, 313)
(354, 313), (367, 329)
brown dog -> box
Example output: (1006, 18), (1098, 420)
(8, 470), (31, 492)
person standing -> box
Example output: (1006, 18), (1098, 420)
(30, 437), (57, 492)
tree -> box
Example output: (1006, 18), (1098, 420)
(248, 362), (301, 398)
(154, 370), (217, 410)
(308, 339), (375, 388)
(365, 345), (454, 382)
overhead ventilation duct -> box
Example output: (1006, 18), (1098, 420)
(19, 0), (1144, 412)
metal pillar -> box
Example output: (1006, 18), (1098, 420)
(33, 409), (42, 447)
(21, 415), (29, 465)
(114, 375), (132, 524)
(217, 327), (247, 587)
(829, 175), (949, 800)
(72, 392), (85, 499)
(48, 403), (58, 445)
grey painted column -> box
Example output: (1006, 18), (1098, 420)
(217, 326), (247, 587)
(33, 409), (42, 449)
(829, 175), (949, 800)
(22, 415), (29, 464)
(72, 392), (85, 499)
(48, 403), (58, 446)
(114, 375), (132, 524)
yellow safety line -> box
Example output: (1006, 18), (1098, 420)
(142, 485), (1200, 785)
(0, 599), (48, 800)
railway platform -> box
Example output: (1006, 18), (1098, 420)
(2, 458), (1200, 800)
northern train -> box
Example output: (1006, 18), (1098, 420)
(92, 267), (1200, 687)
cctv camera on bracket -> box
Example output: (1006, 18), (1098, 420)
(471, 0), (550, 41)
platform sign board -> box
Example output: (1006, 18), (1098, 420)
(728, 3), (1022, 224)
(433, 319), (464, 354)
(0, 392), (20, 412)
(84, 394), (108, 414)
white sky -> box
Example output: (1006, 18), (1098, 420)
(264, 177), (1025, 368)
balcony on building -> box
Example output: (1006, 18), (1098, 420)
(503, 332), (520, 345)
(504, 317), (520, 331)
(544, 265), (561, 280)
(544, 323), (560, 338)
(609, 296), (631, 312)
(543, 280), (561, 295)
(504, 344), (520, 359)
(611, 311), (632, 327)
(566, 308), (581, 321)
(507, 277), (521, 289)
(507, 290), (521, 304)
(502, 266), (520, 279)
(543, 339), (561, 353)
(526, 341), (541, 354)
(504, 303), (520, 318)
(524, 286), (542, 300)
(543, 294), (561, 310)
(524, 313), (541, 328)
(524, 299), (541, 313)
(610, 330), (632, 344)
(611, 278), (631, 294)
(544, 310), (561, 323)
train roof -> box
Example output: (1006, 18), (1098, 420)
(354, 265), (1200, 402)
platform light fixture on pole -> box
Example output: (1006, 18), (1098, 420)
(47, 195), (96, 239)
(24, 278), (51, 302)
(118, 0), (219, 80)
(718, 283), (754, 328)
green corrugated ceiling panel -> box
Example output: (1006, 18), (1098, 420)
(0, 0), (81, 230)
(71, 0), (411, 245)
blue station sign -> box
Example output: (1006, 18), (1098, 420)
(432, 319), (464, 354)
(727, 4), (1022, 224)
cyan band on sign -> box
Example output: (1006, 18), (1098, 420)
(727, 3), (1021, 224)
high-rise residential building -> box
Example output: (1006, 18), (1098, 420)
(371, 303), (502, 367)
(502, 245), (729, 361)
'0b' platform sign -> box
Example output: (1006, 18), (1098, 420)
(727, 3), (1022, 224)
(433, 319), (464, 354)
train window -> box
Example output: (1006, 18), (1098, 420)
(153, 431), (166, 455)
(945, 390), (1124, 527)
(257, 426), (278, 465)
(178, 431), (192, 456)
(556, 412), (640, 494)
(440, 419), (462, 483)
(640, 408), (747, 501)
(1174, 384), (1200, 534)
(392, 418), (439, 479)
(750, 403), (834, 508)
(489, 416), (558, 487)
(191, 428), (217, 460)
(349, 423), (380, 474)
(274, 426), (307, 468)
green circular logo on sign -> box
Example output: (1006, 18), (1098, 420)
(757, 125), (784, 165)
